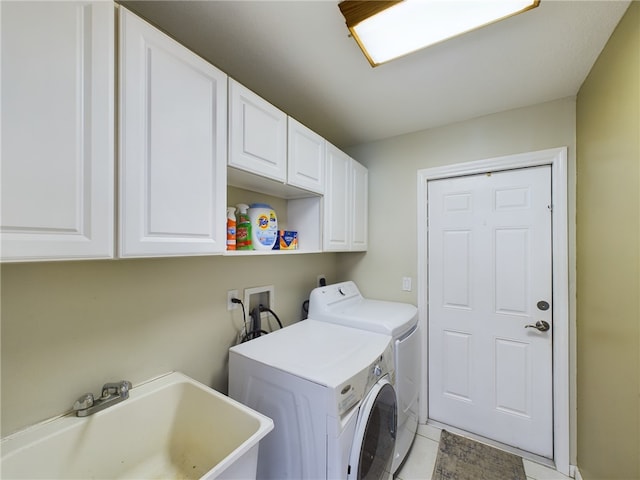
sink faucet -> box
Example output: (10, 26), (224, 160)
(72, 380), (132, 417)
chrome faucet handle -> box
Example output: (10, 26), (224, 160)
(73, 393), (95, 411)
(120, 380), (132, 396)
(101, 380), (132, 398)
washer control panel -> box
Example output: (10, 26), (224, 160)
(336, 341), (394, 417)
(309, 281), (362, 314)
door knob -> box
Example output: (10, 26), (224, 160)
(525, 320), (550, 332)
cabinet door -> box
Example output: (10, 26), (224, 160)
(323, 144), (351, 251)
(351, 160), (368, 251)
(1, 1), (114, 262)
(287, 117), (325, 194)
(228, 79), (287, 182)
(119, 8), (227, 257)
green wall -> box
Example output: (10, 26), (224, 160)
(576, 2), (640, 478)
(1, 253), (340, 436)
(347, 97), (578, 466)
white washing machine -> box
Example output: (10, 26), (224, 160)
(229, 320), (396, 480)
(308, 281), (420, 474)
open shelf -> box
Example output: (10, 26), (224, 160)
(227, 184), (322, 255)
(222, 249), (322, 256)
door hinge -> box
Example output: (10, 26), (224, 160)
(547, 204), (553, 212)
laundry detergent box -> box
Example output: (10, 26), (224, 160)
(273, 230), (298, 250)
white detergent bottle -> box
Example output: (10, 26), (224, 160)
(248, 203), (278, 250)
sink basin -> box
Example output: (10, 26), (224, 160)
(1, 372), (273, 479)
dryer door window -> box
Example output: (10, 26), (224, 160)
(349, 379), (397, 480)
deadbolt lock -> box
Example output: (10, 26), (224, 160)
(537, 300), (550, 311)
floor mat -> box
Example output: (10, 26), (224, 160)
(432, 430), (527, 480)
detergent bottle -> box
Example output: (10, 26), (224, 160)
(235, 204), (252, 250)
(226, 207), (236, 250)
(248, 203), (278, 250)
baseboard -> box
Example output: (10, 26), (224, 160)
(573, 465), (582, 480)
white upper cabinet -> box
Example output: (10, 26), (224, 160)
(324, 145), (351, 251)
(323, 144), (368, 252)
(119, 7), (227, 257)
(2, 2), (365, 262)
(228, 79), (287, 182)
(287, 117), (325, 194)
(1, 1), (115, 262)
(350, 159), (369, 251)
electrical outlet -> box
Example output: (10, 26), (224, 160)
(227, 290), (239, 311)
(317, 274), (326, 287)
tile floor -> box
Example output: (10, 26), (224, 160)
(395, 424), (572, 480)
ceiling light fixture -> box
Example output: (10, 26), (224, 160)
(339, 0), (540, 67)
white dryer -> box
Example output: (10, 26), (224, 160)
(308, 281), (420, 473)
(229, 320), (396, 480)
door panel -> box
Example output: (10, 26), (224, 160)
(442, 330), (471, 401)
(442, 230), (471, 308)
(428, 166), (552, 458)
(495, 228), (529, 314)
(495, 338), (530, 415)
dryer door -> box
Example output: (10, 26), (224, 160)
(348, 378), (397, 480)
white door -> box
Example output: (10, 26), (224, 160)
(428, 166), (553, 458)
(119, 7), (227, 257)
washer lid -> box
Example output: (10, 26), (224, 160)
(312, 300), (418, 337)
(229, 320), (392, 389)
(309, 282), (418, 337)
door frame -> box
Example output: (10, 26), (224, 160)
(417, 147), (570, 475)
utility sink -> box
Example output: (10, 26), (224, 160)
(1, 372), (273, 479)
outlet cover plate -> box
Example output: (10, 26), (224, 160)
(227, 290), (239, 311)
(244, 285), (275, 316)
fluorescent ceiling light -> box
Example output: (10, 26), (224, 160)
(339, 0), (540, 66)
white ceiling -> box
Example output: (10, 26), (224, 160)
(121, 0), (631, 149)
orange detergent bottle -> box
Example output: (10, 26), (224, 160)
(226, 207), (236, 250)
